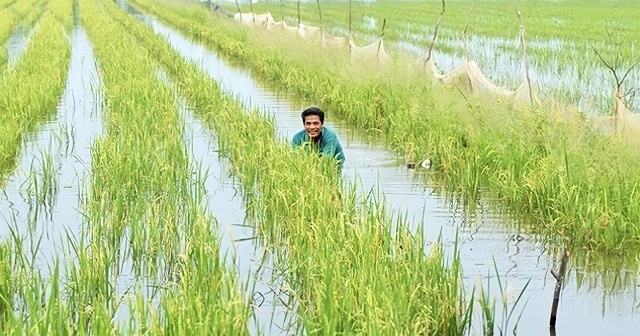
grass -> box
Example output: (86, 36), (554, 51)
(132, 0), (640, 256)
(107, 1), (473, 333)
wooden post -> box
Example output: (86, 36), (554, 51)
(376, 18), (386, 65)
(279, 0), (284, 22)
(462, 2), (473, 62)
(348, 0), (352, 37)
(316, 0), (323, 27)
(425, 0), (445, 64)
(235, 0), (242, 21)
(515, 9), (535, 105)
(297, 0), (301, 26)
(550, 248), (570, 328)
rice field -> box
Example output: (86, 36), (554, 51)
(1, 0), (639, 335)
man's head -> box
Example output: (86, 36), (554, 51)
(301, 106), (325, 139)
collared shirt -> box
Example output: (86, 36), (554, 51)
(291, 126), (346, 167)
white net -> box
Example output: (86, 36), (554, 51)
(233, 12), (275, 28)
(297, 23), (322, 40)
(267, 20), (299, 34)
(593, 89), (640, 138)
(349, 37), (392, 65)
(419, 53), (537, 105)
(321, 31), (350, 49)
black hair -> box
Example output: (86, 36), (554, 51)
(301, 106), (325, 124)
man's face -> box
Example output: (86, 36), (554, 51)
(304, 115), (323, 138)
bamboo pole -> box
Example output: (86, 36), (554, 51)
(549, 248), (570, 328)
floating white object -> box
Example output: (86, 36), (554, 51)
(420, 159), (432, 169)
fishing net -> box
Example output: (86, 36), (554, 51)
(593, 89), (640, 138)
(267, 20), (299, 34)
(297, 23), (322, 39)
(419, 54), (537, 105)
(233, 12), (275, 28)
(233, 11), (391, 64)
(349, 37), (392, 65)
(321, 31), (350, 49)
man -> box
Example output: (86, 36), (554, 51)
(292, 106), (345, 170)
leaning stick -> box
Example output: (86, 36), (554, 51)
(462, 1), (473, 62)
(235, 0), (242, 21)
(550, 248), (570, 328)
(316, 0), (323, 27)
(348, 0), (352, 37)
(377, 18), (387, 65)
(515, 9), (535, 105)
(424, 0), (445, 63)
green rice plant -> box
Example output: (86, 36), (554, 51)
(132, 0), (640, 256)
(0, 240), (13, 323)
(0, 0), (50, 73)
(476, 259), (530, 336)
(0, 0), (71, 187)
(76, 0), (252, 333)
(105, 2), (472, 334)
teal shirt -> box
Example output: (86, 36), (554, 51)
(292, 126), (346, 167)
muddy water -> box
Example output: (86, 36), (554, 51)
(0, 25), (103, 275)
(143, 16), (639, 336)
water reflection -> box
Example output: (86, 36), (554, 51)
(139, 13), (639, 336)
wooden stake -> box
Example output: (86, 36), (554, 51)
(376, 18), (387, 65)
(297, 0), (301, 25)
(425, 0), (445, 64)
(550, 248), (570, 328)
(348, 0), (352, 37)
(235, 0), (242, 21)
(515, 9), (535, 105)
(280, 0), (284, 22)
(462, 1), (473, 62)
(316, 0), (323, 27)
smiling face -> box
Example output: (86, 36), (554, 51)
(304, 114), (323, 139)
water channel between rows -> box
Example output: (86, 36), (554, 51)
(141, 12), (639, 336)
(0, 24), (103, 279)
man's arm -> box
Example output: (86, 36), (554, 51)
(291, 131), (303, 147)
(321, 132), (345, 167)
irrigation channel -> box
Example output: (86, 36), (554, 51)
(131, 10), (640, 336)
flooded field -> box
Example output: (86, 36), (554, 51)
(1, 0), (639, 334)
(142, 15), (640, 336)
